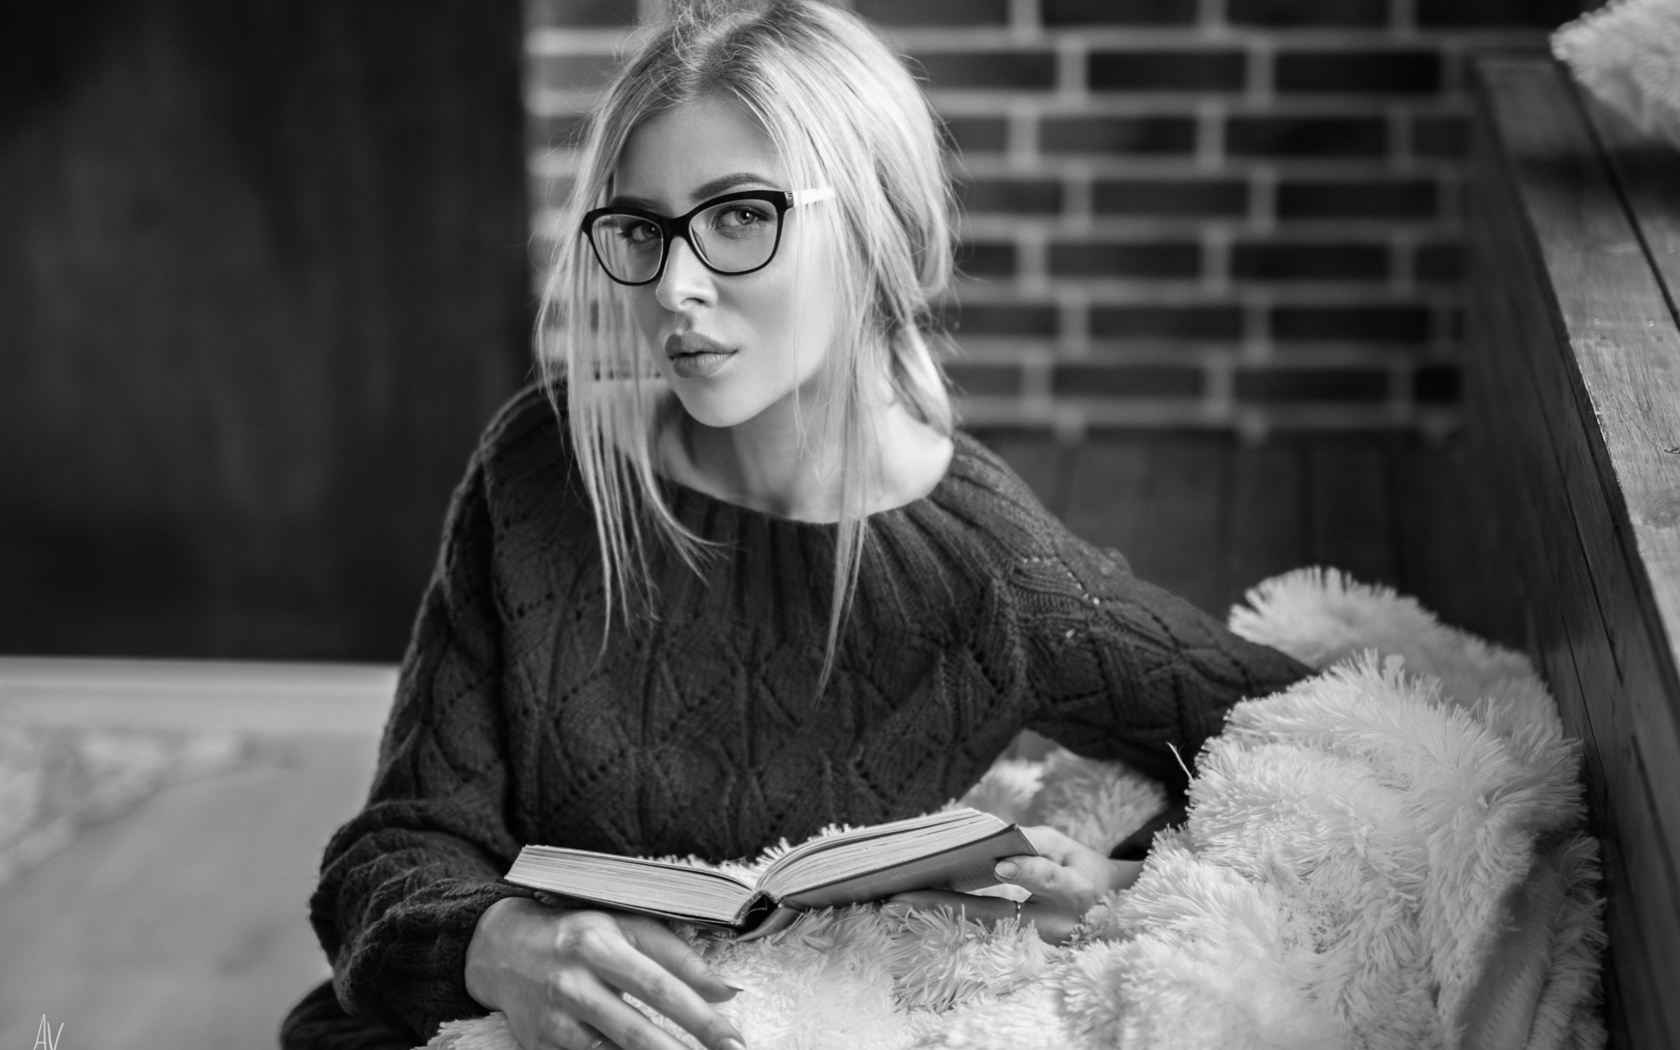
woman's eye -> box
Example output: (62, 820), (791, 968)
(622, 221), (660, 245)
(719, 206), (770, 228)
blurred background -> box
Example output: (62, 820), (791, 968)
(0, 0), (1574, 662)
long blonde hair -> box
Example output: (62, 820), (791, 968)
(535, 0), (957, 690)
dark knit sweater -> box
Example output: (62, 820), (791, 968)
(307, 384), (1312, 1041)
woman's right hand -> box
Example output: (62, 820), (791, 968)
(464, 896), (747, 1050)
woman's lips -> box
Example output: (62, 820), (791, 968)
(665, 333), (736, 379)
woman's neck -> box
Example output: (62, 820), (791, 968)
(661, 389), (952, 523)
(687, 403), (844, 521)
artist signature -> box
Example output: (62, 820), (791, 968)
(33, 1015), (64, 1050)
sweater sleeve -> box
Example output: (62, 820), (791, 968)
(1015, 534), (1313, 792)
(307, 449), (541, 1042)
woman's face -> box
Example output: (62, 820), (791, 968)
(612, 94), (841, 430)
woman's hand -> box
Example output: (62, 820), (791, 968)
(465, 897), (747, 1050)
(881, 825), (1143, 944)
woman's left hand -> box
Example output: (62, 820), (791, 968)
(881, 825), (1143, 944)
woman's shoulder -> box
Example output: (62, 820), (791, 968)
(936, 434), (1160, 620)
(458, 381), (592, 523)
(925, 429), (1080, 561)
(474, 381), (569, 464)
(465, 380), (593, 489)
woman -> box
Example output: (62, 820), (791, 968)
(280, 2), (1311, 1048)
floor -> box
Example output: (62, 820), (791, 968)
(0, 433), (1512, 1048)
(0, 664), (392, 1048)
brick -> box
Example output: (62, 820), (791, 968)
(1412, 115), (1469, 158)
(946, 303), (1059, 337)
(1275, 51), (1441, 95)
(1093, 178), (1248, 217)
(1271, 305), (1431, 343)
(531, 114), (590, 151)
(942, 117), (1010, 154)
(1235, 368), (1388, 402)
(1041, 116), (1197, 155)
(1231, 242), (1389, 280)
(969, 422), (1060, 441)
(1088, 51), (1246, 93)
(856, 0), (1009, 25)
(1413, 364), (1460, 404)
(957, 241), (1018, 278)
(527, 0), (638, 28)
(1415, 0), (1578, 27)
(1414, 242), (1464, 283)
(1439, 178), (1467, 220)
(1225, 116), (1387, 157)
(1052, 363), (1204, 398)
(957, 177), (1063, 215)
(1277, 179), (1438, 220)
(533, 53), (621, 94)
(1042, 0), (1198, 25)
(1227, 0), (1386, 26)
(1049, 241), (1202, 278)
(914, 50), (1056, 90)
(947, 363), (1023, 397)
(1091, 305), (1243, 340)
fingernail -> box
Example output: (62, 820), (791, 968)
(994, 861), (1018, 879)
(721, 979), (747, 993)
(722, 1039), (747, 1050)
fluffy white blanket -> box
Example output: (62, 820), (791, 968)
(427, 570), (1606, 1050)
(1555, 0), (1680, 148)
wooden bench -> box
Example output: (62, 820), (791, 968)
(1467, 56), (1680, 1049)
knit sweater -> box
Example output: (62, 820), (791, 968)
(306, 383), (1313, 1042)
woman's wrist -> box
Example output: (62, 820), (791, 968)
(464, 896), (527, 1011)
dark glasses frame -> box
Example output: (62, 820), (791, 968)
(580, 187), (835, 287)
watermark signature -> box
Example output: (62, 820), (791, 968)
(33, 1015), (64, 1050)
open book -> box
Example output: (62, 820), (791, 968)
(502, 808), (1036, 939)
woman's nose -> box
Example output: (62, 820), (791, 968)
(654, 234), (715, 311)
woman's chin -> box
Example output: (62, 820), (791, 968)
(666, 384), (758, 431)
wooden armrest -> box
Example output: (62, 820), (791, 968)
(1467, 55), (1680, 1048)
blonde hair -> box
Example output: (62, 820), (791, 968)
(535, 0), (957, 690)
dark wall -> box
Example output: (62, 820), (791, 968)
(0, 0), (531, 660)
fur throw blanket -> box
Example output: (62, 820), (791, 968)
(1555, 0), (1680, 148)
(427, 570), (1606, 1050)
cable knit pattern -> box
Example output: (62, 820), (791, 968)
(301, 383), (1312, 1044)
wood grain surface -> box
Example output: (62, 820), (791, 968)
(1469, 56), (1680, 1050)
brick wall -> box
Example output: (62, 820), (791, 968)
(527, 0), (1581, 439)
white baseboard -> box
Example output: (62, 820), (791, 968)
(0, 657), (396, 736)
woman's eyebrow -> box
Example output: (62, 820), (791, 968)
(607, 172), (776, 210)
(690, 172), (775, 199)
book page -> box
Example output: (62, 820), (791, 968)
(771, 823), (1037, 911)
(503, 846), (756, 925)
(759, 809), (984, 880)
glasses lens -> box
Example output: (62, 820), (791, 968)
(691, 198), (781, 274)
(589, 214), (664, 283)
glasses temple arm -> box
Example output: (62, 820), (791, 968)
(790, 187), (836, 207)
